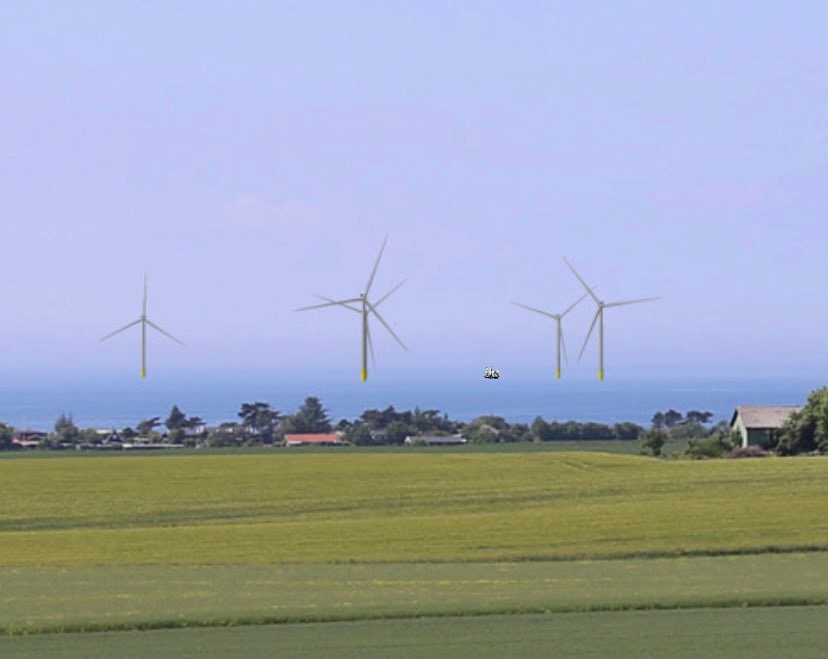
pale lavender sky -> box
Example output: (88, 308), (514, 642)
(0, 1), (826, 380)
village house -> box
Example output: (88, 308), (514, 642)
(11, 429), (47, 449)
(283, 433), (347, 447)
(404, 434), (467, 446)
(730, 406), (802, 448)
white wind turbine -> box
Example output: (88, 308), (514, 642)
(511, 293), (588, 379)
(100, 273), (183, 378)
(296, 235), (407, 382)
(563, 258), (659, 381)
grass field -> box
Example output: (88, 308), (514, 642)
(1, 452), (826, 565)
(3, 607), (827, 658)
(0, 438), (688, 458)
(1, 450), (826, 655)
(2, 554), (827, 634)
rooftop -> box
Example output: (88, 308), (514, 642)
(284, 433), (343, 445)
(732, 406), (802, 429)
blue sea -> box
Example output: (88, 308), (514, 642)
(0, 371), (822, 431)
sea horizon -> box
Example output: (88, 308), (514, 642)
(0, 371), (822, 431)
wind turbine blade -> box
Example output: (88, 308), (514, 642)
(562, 258), (600, 304)
(99, 318), (141, 343)
(100, 319), (142, 342)
(143, 272), (147, 316)
(366, 301), (407, 352)
(364, 234), (388, 296)
(146, 320), (184, 345)
(374, 279), (406, 308)
(604, 297), (660, 308)
(511, 301), (558, 319)
(366, 322), (376, 366)
(578, 310), (601, 362)
(560, 292), (589, 318)
(314, 295), (361, 313)
(296, 297), (362, 311)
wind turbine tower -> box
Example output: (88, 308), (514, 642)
(296, 235), (407, 382)
(100, 273), (183, 378)
(563, 258), (659, 381)
(511, 294), (587, 379)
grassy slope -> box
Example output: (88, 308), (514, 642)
(1, 452), (826, 565)
(3, 607), (827, 659)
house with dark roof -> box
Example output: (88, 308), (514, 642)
(284, 433), (347, 447)
(730, 406), (802, 448)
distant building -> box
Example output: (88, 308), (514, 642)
(100, 430), (123, 445)
(11, 429), (46, 449)
(404, 434), (467, 446)
(730, 406), (802, 448)
(284, 433), (347, 447)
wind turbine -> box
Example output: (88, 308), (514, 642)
(511, 294), (587, 379)
(296, 235), (407, 382)
(100, 272), (183, 378)
(563, 258), (659, 381)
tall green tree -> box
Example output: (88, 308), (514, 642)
(685, 410), (714, 425)
(238, 402), (280, 444)
(777, 387), (828, 455)
(663, 410), (684, 428)
(137, 417), (161, 436)
(165, 405), (188, 431)
(0, 422), (13, 450)
(281, 397), (331, 434)
(342, 422), (374, 445)
(641, 428), (667, 456)
(54, 413), (80, 444)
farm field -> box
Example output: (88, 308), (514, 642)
(1, 450), (826, 655)
(3, 606), (827, 659)
(1, 452), (827, 565)
(1, 553), (827, 634)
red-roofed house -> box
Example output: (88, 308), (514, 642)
(11, 429), (46, 449)
(284, 433), (347, 447)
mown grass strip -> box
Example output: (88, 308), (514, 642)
(5, 597), (828, 637)
(3, 553), (827, 636)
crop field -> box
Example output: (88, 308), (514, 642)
(3, 607), (828, 658)
(1, 451), (826, 655)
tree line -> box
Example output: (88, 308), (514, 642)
(1, 397), (655, 449)
(4, 388), (827, 454)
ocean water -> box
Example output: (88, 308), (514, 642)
(0, 372), (822, 431)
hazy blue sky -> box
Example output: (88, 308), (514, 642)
(1, 1), (826, 381)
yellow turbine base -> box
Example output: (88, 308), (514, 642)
(598, 370), (604, 381)
(361, 370), (367, 382)
(141, 369), (146, 379)
(555, 369), (561, 379)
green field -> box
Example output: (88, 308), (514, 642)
(1, 450), (826, 655)
(0, 438), (687, 459)
(3, 607), (827, 658)
(1, 452), (826, 565)
(2, 554), (827, 634)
